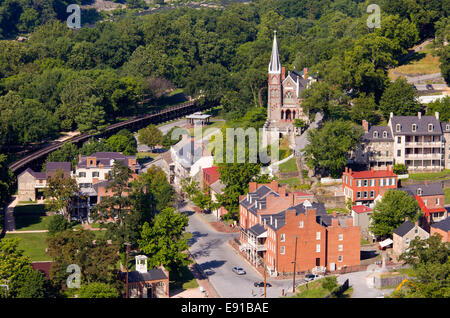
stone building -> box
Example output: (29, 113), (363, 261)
(264, 31), (314, 136)
(393, 219), (429, 258)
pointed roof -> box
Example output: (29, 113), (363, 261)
(268, 30), (281, 74)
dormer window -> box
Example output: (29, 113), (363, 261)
(396, 124), (401, 132)
(412, 124), (417, 132)
(417, 188), (422, 196)
(383, 131), (387, 138)
(446, 124), (450, 131)
(373, 131), (379, 138)
(428, 124), (433, 132)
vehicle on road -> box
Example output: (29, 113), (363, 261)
(254, 281), (272, 287)
(232, 267), (246, 275)
(304, 274), (323, 282)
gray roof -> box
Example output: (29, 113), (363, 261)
(363, 126), (393, 142)
(431, 216), (450, 232)
(390, 116), (442, 136)
(393, 221), (416, 237)
(441, 122), (450, 133)
(401, 183), (444, 197)
(46, 162), (71, 172)
(78, 152), (138, 169)
(248, 224), (267, 236)
(125, 268), (168, 283)
(210, 180), (225, 194)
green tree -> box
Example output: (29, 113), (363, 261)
(44, 169), (80, 220)
(138, 124), (163, 150)
(425, 96), (450, 122)
(393, 164), (408, 175)
(138, 166), (174, 212)
(369, 190), (421, 238)
(396, 234), (450, 298)
(379, 78), (422, 119)
(78, 282), (119, 298)
(106, 129), (137, 155)
(162, 126), (182, 148)
(440, 45), (450, 86)
(0, 154), (13, 207)
(304, 120), (364, 178)
(16, 269), (47, 298)
(47, 214), (71, 236)
(138, 207), (192, 272)
(350, 94), (381, 125)
(45, 142), (79, 169)
(322, 276), (338, 293)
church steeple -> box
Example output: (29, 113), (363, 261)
(268, 30), (281, 74)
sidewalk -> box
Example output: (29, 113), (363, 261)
(5, 196), (18, 232)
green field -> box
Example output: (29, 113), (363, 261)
(170, 265), (199, 290)
(408, 170), (450, 181)
(5, 232), (51, 261)
(279, 157), (298, 174)
(14, 204), (53, 231)
(290, 277), (353, 298)
(278, 177), (302, 187)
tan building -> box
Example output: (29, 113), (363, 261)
(430, 217), (450, 242)
(393, 219), (429, 257)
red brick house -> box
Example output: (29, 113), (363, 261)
(430, 217), (450, 242)
(239, 181), (360, 276)
(401, 183), (448, 231)
(342, 166), (398, 205)
(202, 166), (220, 193)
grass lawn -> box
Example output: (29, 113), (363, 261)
(170, 265), (199, 290)
(14, 204), (53, 231)
(445, 188), (450, 205)
(291, 276), (353, 298)
(278, 177), (302, 187)
(279, 136), (293, 160)
(279, 157), (298, 174)
(408, 170), (450, 181)
(136, 151), (162, 160)
(389, 43), (442, 80)
(326, 208), (348, 215)
(5, 232), (51, 261)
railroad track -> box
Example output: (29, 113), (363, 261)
(8, 100), (203, 173)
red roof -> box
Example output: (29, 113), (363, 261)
(415, 196), (446, 217)
(346, 169), (397, 179)
(203, 166), (220, 186)
(352, 205), (373, 214)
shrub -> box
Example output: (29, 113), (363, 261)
(47, 214), (71, 236)
(393, 164), (408, 175)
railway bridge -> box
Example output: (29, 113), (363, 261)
(8, 100), (212, 175)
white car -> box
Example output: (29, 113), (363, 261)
(304, 274), (323, 282)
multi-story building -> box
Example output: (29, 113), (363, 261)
(356, 112), (450, 171)
(401, 183), (448, 230)
(430, 217), (450, 242)
(351, 205), (374, 240)
(393, 218), (429, 257)
(239, 181), (360, 276)
(342, 166), (398, 205)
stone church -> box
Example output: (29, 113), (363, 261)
(264, 31), (315, 135)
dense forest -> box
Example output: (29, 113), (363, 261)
(0, 0), (448, 158)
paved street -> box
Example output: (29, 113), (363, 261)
(183, 205), (292, 298)
(336, 269), (396, 298)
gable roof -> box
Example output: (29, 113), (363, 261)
(390, 115), (442, 136)
(347, 169), (397, 179)
(431, 216), (450, 232)
(125, 268), (168, 283)
(393, 221), (416, 237)
(46, 162), (71, 172)
(363, 126), (393, 142)
(401, 183), (444, 197)
(352, 205), (373, 214)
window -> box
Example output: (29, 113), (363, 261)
(380, 178), (384, 187)
(417, 188), (422, 196)
(316, 244), (321, 252)
(406, 238), (410, 245)
(316, 232), (321, 240)
(414, 228), (418, 234)
(338, 234), (343, 241)
(436, 198), (440, 205)
(285, 91), (293, 99)
(383, 131), (387, 138)
(397, 136), (401, 144)
(92, 171), (99, 178)
(356, 192), (361, 199)
(428, 124), (433, 132)
(371, 179), (375, 186)
(392, 178), (396, 186)
(363, 191), (368, 198)
(357, 180), (362, 187)
(299, 221), (304, 228)
(386, 151), (389, 156)
(363, 180), (368, 186)
(338, 255), (343, 262)
(397, 150), (401, 157)
(280, 246), (285, 255)
(338, 245), (343, 251)
(447, 124), (450, 131)
(280, 234), (285, 242)
(396, 124), (401, 132)
(78, 172), (86, 177)
(412, 124), (417, 132)
(370, 191), (375, 198)
(373, 131), (379, 138)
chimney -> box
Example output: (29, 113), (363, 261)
(345, 167), (348, 173)
(331, 217), (339, 227)
(435, 111), (439, 120)
(414, 220), (419, 227)
(349, 168), (352, 174)
(371, 166), (375, 172)
(333, 211), (337, 218)
(424, 180), (428, 186)
(418, 112), (421, 119)
(390, 112), (393, 119)
(303, 67), (308, 79)
(249, 182), (257, 193)
(405, 217), (409, 222)
(362, 120), (369, 133)
(281, 67), (286, 81)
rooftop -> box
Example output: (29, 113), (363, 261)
(431, 216), (450, 232)
(352, 205), (373, 214)
(344, 167), (397, 179)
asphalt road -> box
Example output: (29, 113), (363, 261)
(183, 207), (292, 298)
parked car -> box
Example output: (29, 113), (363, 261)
(304, 274), (323, 282)
(254, 281), (272, 287)
(232, 267), (246, 275)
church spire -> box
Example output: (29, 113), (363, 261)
(268, 30), (281, 74)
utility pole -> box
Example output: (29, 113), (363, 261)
(263, 257), (267, 298)
(292, 236), (298, 293)
(125, 243), (130, 299)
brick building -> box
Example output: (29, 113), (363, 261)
(239, 181), (360, 276)
(264, 31), (314, 135)
(202, 166), (220, 193)
(342, 166), (398, 205)
(430, 217), (450, 242)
